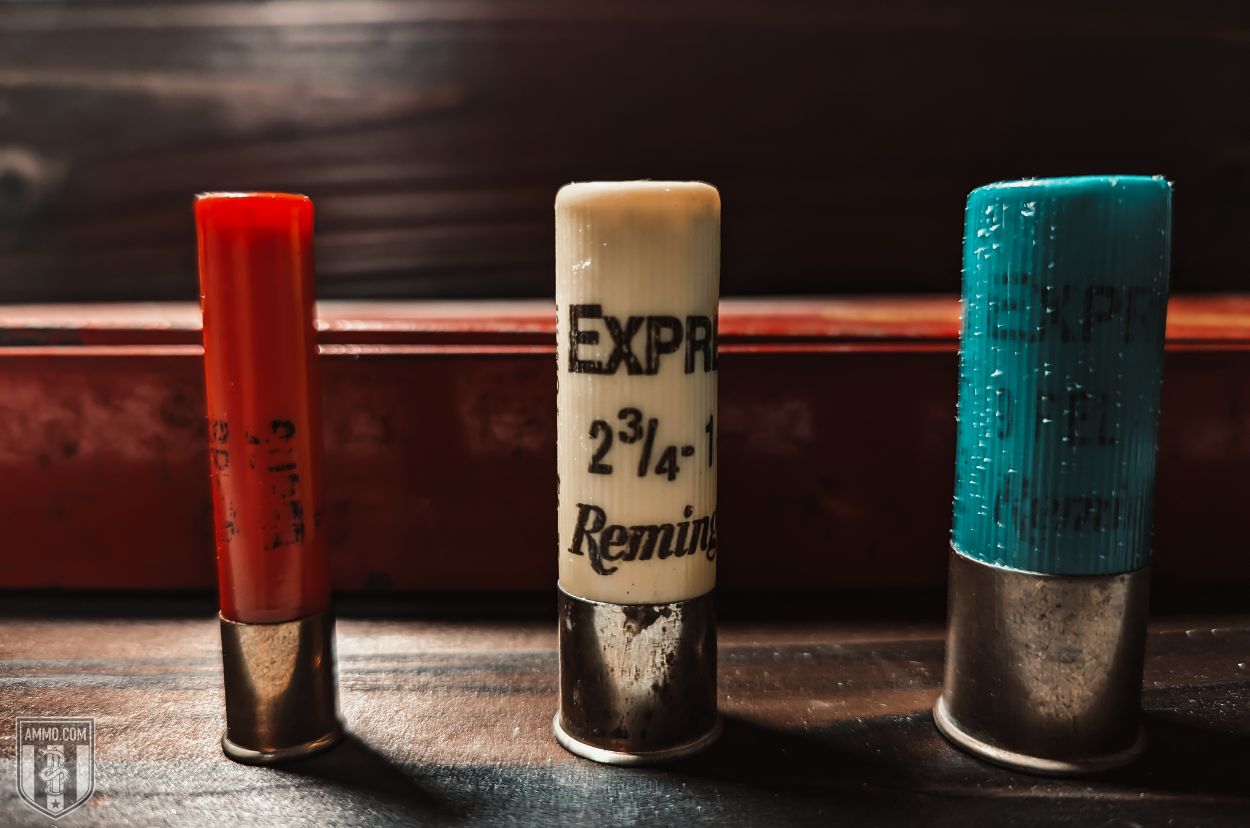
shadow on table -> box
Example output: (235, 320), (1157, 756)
(670, 713), (918, 801)
(670, 707), (1250, 810)
(277, 733), (462, 823)
(1106, 712), (1250, 801)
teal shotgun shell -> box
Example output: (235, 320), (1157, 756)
(951, 175), (1172, 575)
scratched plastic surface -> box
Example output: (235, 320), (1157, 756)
(951, 176), (1172, 575)
(196, 193), (331, 622)
(555, 182), (720, 604)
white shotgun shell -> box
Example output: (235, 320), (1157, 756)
(554, 181), (721, 762)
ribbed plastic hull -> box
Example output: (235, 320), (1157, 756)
(952, 176), (1171, 575)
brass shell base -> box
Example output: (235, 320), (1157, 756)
(935, 546), (1150, 776)
(553, 712), (722, 766)
(555, 588), (719, 764)
(934, 695), (1146, 776)
(219, 610), (344, 765)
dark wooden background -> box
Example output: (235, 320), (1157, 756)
(0, 1), (1247, 302)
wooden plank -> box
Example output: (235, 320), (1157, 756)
(1, 296), (1249, 591)
(0, 608), (1247, 826)
(0, 297), (971, 347)
(2, 295), (1249, 347)
(0, 2), (1248, 301)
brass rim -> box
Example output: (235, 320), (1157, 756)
(221, 727), (344, 765)
(553, 713), (722, 766)
(934, 695), (1146, 776)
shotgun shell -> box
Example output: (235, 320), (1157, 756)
(196, 192), (343, 764)
(553, 182), (722, 764)
(934, 175), (1172, 774)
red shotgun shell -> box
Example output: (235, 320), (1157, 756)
(195, 193), (331, 624)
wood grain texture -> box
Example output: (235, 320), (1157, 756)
(0, 606), (1248, 826)
(0, 2), (1248, 301)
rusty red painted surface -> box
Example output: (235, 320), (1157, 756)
(0, 297), (1247, 591)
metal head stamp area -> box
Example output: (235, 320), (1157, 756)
(555, 589), (719, 763)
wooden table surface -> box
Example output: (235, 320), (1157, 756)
(1, 596), (1248, 827)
